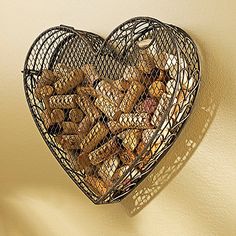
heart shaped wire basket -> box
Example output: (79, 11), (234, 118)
(23, 17), (200, 204)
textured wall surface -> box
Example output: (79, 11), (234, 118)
(0, 0), (235, 235)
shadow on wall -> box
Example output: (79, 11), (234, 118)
(121, 36), (222, 216)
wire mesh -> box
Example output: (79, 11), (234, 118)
(23, 17), (200, 204)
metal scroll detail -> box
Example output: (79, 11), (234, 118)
(23, 17), (200, 204)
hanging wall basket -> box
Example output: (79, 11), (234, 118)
(23, 17), (200, 204)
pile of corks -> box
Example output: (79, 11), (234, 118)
(34, 40), (190, 197)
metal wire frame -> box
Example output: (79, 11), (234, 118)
(23, 16), (200, 204)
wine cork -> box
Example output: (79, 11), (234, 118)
(54, 68), (84, 94)
(169, 89), (188, 121)
(142, 129), (157, 144)
(35, 70), (56, 102)
(117, 168), (141, 188)
(85, 176), (107, 196)
(42, 97), (51, 112)
(128, 169), (141, 181)
(120, 81), (144, 113)
(49, 95), (77, 109)
(51, 109), (65, 123)
(81, 64), (100, 85)
(77, 86), (99, 98)
(112, 165), (130, 182)
(154, 53), (179, 71)
(62, 122), (79, 134)
(41, 110), (62, 135)
(35, 86), (53, 111)
(136, 141), (152, 169)
(136, 49), (155, 74)
(77, 116), (92, 138)
(169, 99), (180, 121)
(53, 63), (72, 77)
(94, 96), (122, 120)
(40, 85), (54, 97)
(119, 113), (153, 129)
(76, 91), (101, 123)
(151, 93), (171, 126)
(98, 155), (120, 183)
(159, 118), (174, 139)
(107, 120), (124, 134)
(88, 138), (119, 165)
(112, 79), (130, 91)
(56, 134), (83, 150)
(69, 108), (84, 123)
(169, 64), (177, 79)
(95, 80), (124, 106)
(123, 66), (142, 82)
(35, 86), (42, 100)
(39, 69), (58, 86)
(181, 76), (195, 91)
(177, 89), (188, 106)
(136, 97), (158, 114)
(136, 38), (152, 48)
(76, 152), (93, 173)
(65, 150), (80, 171)
(168, 56), (187, 80)
(79, 122), (109, 153)
(41, 110), (53, 130)
(136, 141), (146, 155)
(150, 139), (162, 156)
(166, 79), (176, 95)
(35, 85), (54, 100)
(117, 129), (141, 151)
(136, 40), (155, 77)
(177, 90), (185, 103)
(119, 150), (136, 165)
(148, 80), (166, 98)
(153, 52), (168, 70)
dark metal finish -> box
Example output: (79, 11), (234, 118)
(23, 17), (200, 204)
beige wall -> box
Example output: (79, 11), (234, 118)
(0, 0), (236, 235)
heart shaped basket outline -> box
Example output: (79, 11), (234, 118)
(23, 17), (200, 204)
